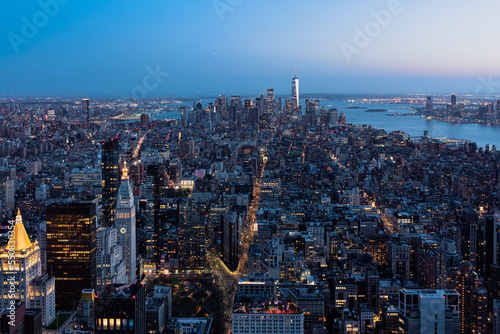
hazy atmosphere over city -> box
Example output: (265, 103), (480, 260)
(1, 1), (500, 334)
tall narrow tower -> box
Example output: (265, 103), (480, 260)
(292, 68), (299, 109)
(82, 99), (90, 124)
(116, 162), (137, 283)
(266, 88), (275, 114)
(102, 136), (120, 227)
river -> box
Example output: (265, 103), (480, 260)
(151, 99), (500, 149)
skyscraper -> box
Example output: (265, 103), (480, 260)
(451, 94), (457, 109)
(46, 199), (97, 310)
(486, 215), (498, 280)
(0, 210), (49, 320)
(292, 72), (299, 108)
(447, 261), (487, 334)
(266, 88), (275, 114)
(426, 96), (433, 113)
(222, 212), (239, 271)
(95, 282), (146, 333)
(305, 99), (320, 126)
(144, 164), (164, 262)
(116, 162), (137, 283)
(178, 199), (206, 270)
(0, 210), (55, 326)
(102, 136), (120, 227)
(398, 289), (460, 333)
(82, 98), (90, 124)
(95, 227), (127, 290)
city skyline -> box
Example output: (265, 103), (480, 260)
(2, 1), (500, 97)
(2, 2), (500, 333)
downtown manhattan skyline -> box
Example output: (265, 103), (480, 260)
(1, 0), (500, 98)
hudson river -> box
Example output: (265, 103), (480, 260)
(152, 99), (500, 149)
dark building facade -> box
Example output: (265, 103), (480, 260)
(95, 282), (145, 334)
(222, 212), (239, 271)
(46, 200), (97, 310)
(102, 136), (120, 227)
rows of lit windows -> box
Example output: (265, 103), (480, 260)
(96, 318), (133, 330)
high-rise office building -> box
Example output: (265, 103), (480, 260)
(144, 164), (164, 262)
(451, 94), (457, 109)
(95, 282), (146, 334)
(266, 88), (275, 114)
(95, 227), (127, 290)
(0, 211), (39, 307)
(178, 200), (206, 270)
(426, 96), (433, 113)
(446, 261), (487, 333)
(398, 289), (460, 333)
(222, 212), (240, 271)
(327, 108), (338, 126)
(46, 200), (97, 310)
(305, 99), (320, 126)
(486, 215), (498, 280)
(493, 299), (500, 334)
(0, 175), (14, 215)
(116, 162), (137, 283)
(140, 113), (149, 127)
(0, 210), (56, 326)
(29, 274), (56, 326)
(82, 98), (90, 124)
(180, 106), (188, 127)
(250, 107), (259, 130)
(292, 73), (299, 108)
(102, 137), (120, 227)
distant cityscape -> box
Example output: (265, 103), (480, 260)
(0, 73), (500, 334)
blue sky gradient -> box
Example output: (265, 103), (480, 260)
(1, 0), (499, 97)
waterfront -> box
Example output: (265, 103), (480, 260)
(152, 99), (500, 149)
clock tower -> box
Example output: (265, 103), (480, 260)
(115, 162), (137, 283)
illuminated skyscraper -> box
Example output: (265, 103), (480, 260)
(292, 72), (299, 108)
(115, 162), (137, 283)
(0, 210), (55, 326)
(267, 88), (275, 114)
(178, 200), (205, 270)
(447, 261), (487, 334)
(0, 210), (40, 308)
(102, 136), (120, 227)
(46, 200), (97, 310)
(451, 93), (457, 109)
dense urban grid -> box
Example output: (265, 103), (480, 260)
(1, 75), (500, 334)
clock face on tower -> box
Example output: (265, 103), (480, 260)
(120, 228), (126, 234)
